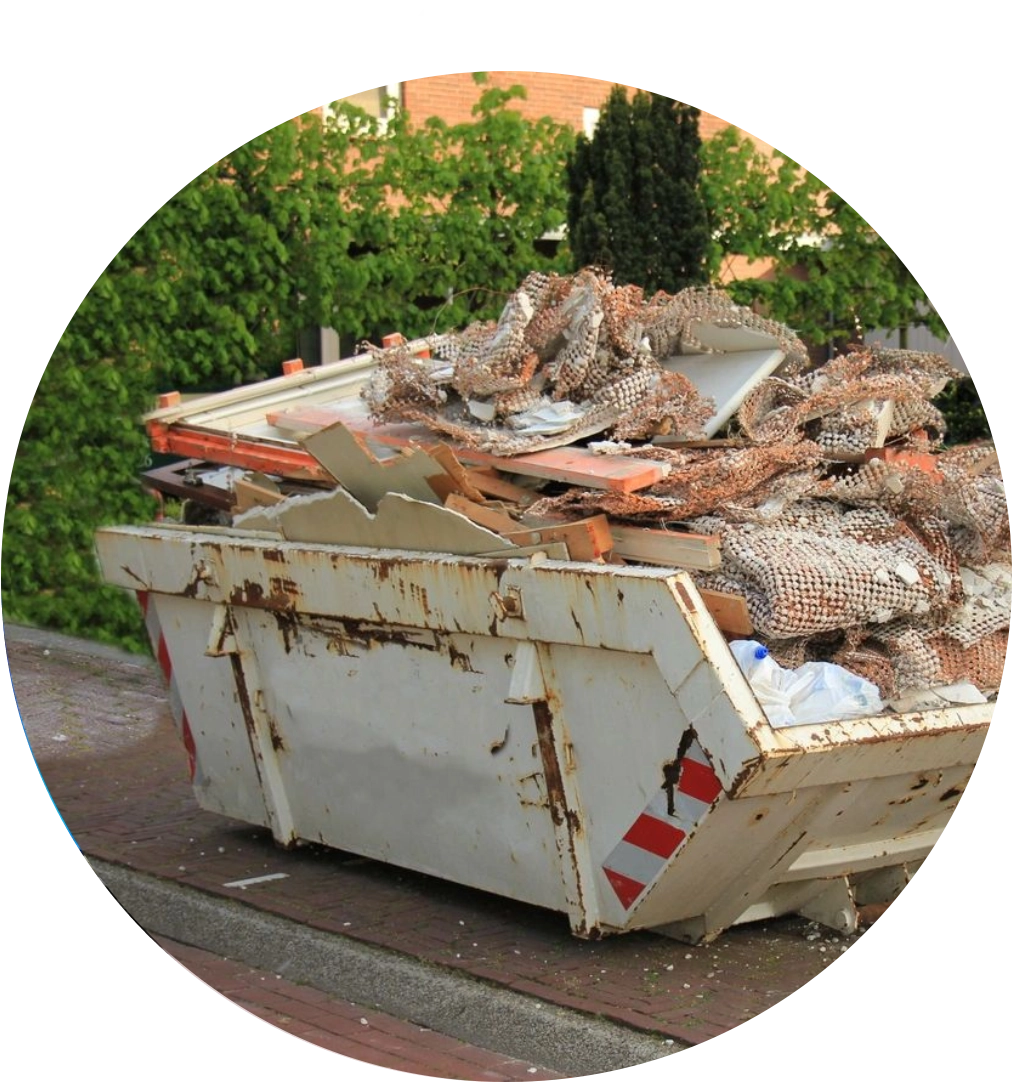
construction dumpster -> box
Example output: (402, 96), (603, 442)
(95, 271), (1005, 941)
(95, 525), (989, 942)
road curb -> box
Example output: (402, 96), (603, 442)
(91, 857), (681, 1076)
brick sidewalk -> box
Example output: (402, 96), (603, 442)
(11, 631), (857, 1034)
(9, 626), (851, 1059)
(156, 935), (564, 1079)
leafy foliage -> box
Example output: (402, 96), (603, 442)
(937, 378), (992, 445)
(3, 288), (158, 650)
(699, 127), (947, 350)
(355, 77), (574, 336)
(3, 79), (574, 649)
(566, 88), (710, 293)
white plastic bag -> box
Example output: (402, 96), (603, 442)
(729, 640), (884, 728)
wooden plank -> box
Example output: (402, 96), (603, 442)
(697, 589), (753, 636)
(607, 524), (721, 571)
(268, 405), (668, 493)
(425, 444), (488, 503)
(465, 468), (539, 506)
(444, 494), (518, 535)
(472, 446), (666, 493)
(504, 515), (614, 562)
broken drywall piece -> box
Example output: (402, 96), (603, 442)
(237, 486), (515, 555)
(679, 322), (784, 355)
(661, 348), (786, 437)
(233, 503), (285, 533)
(933, 681), (988, 705)
(232, 472), (284, 515)
(301, 422), (454, 512)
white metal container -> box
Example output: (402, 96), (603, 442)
(96, 524), (989, 941)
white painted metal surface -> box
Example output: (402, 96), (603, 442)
(97, 524), (991, 941)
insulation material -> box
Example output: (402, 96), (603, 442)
(833, 621), (1009, 698)
(360, 269), (796, 456)
(527, 442), (826, 524)
(825, 443), (1009, 565)
(140, 263), (1009, 707)
(688, 501), (959, 639)
(735, 345), (960, 453)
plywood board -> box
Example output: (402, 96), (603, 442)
(232, 473), (284, 514)
(697, 589), (753, 636)
(270, 407), (669, 493)
(444, 494), (518, 534)
(607, 524), (721, 571)
(464, 468), (540, 505)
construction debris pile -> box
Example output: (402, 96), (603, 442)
(143, 267), (1009, 717)
(362, 268), (806, 454)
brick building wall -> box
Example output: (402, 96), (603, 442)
(396, 72), (777, 288)
(320, 72), (781, 303)
(399, 71), (773, 152)
(401, 71), (623, 131)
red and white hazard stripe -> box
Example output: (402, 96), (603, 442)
(602, 738), (722, 910)
(137, 590), (198, 782)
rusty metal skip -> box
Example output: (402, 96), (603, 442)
(96, 524), (988, 942)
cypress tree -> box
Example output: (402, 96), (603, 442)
(566, 87), (710, 294)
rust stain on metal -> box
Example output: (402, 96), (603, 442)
(267, 575), (300, 608)
(532, 700), (584, 846)
(322, 624), (359, 657)
(317, 616), (442, 655)
(447, 642), (477, 673)
(487, 559), (511, 583)
(409, 581), (431, 616)
(269, 720), (286, 752)
(273, 610), (300, 654)
(120, 565), (148, 589)
(229, 655), (265, 763)
(675, 581), (697, 614)
(532, 705), (566, 832)
(662, 727), (703, 812)
(262, 548), (286, 563)
(230, 581), (263, 607)
(910, 773), (941, 790)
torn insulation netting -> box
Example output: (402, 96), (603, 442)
(360, 268), (804, 455)
(142, 266), (1009, 709)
